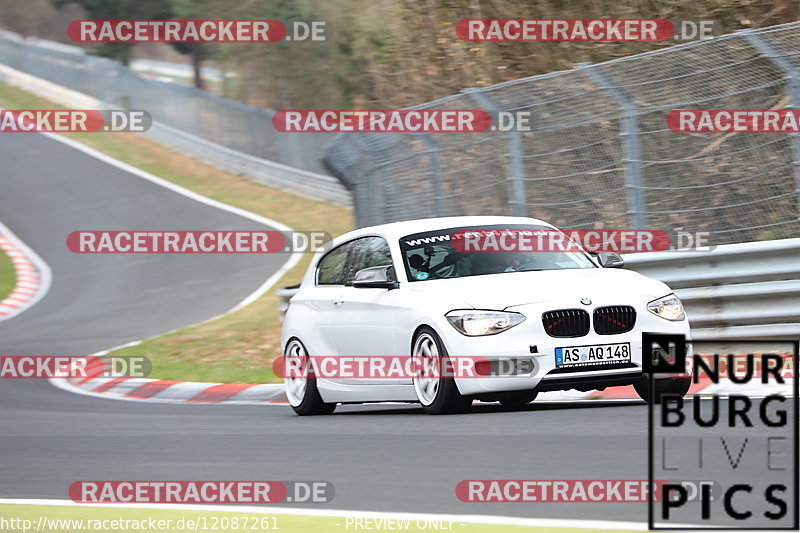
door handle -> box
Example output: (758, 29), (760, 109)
(333, 296), (344, 305)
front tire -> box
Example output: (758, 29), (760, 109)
(633, 376), (691, 404)
(411, 328), (472, 415)
(284, 339), (336, 416)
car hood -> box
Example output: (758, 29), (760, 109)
(407, 268), (671, 310)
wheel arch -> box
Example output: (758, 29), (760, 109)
(410, 323), (447, 352)
(409, 323), (471, 397)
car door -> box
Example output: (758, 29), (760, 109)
(329, 236), (411, 384)
(301, 241), (352, 357)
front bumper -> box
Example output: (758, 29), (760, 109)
(435, 303), (692, 396)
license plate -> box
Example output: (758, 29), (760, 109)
(555, 343), (631, 368)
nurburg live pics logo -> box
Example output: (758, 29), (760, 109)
(644, 333), (798, 530)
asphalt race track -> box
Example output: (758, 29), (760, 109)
(0, 133), (793, 526)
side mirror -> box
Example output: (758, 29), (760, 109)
(352, 265), (399, 289)
(597, 252), (624, 268)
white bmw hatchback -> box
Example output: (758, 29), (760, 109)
(281, 216), (691, 415)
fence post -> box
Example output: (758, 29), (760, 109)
(361, 136), (386, 226)
(744, 31), (800, 215)
(580, 63), (647, 229)
(419, 134), (444, 217)
(464, 89), (528, 217)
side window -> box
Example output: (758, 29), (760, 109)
(316, 243), (351, 286)
(346, 237), (394, 285)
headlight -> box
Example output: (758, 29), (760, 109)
(647, 294), (685, 321)
(446, 310), (525, 336)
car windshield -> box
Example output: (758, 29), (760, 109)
(399, 224), (597, 281)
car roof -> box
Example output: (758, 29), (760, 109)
(330, 216), (555, 246)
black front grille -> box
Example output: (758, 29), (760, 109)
(542, 309), (590, 338)
(593, 306), (636, 334)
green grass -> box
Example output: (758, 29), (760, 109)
(0, 245), (15, 302)
(1, 504), (639, 533)
(0, 82), (353, 383)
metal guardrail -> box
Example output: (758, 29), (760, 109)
(278, 238), (800, 341)
(145, 121), (351, 205)
(626, 237), (800, 340)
